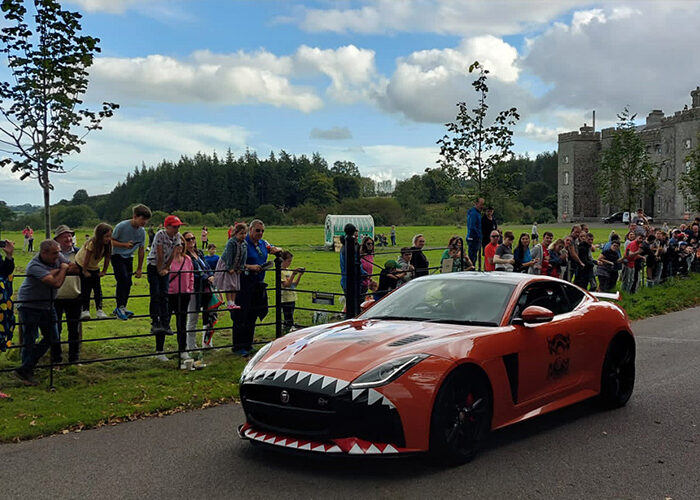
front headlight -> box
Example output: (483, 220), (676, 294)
(240, 342), (272, 382)
(349, 354), (429, 389)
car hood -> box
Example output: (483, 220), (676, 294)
(257, 319), (496, 377)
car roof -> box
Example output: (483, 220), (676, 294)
(414, 271), (562, 286)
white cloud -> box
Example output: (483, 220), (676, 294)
(88, 45), (380, 112)
(323, 144), (439, 181)
(289, 0), (593, 36)
(69, 0), (142, 14)
(89, 54), (322, 112)
(523, 2), (700, 121)
(377, 36), (530, 123)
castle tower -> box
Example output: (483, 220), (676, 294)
(557, 124), (601, 222)
(692, 86), (700, 108)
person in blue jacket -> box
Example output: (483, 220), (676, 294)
(466, 197), (485, 269)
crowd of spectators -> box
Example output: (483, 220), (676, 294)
(3, 200), (699, 386)
(2, 204), (307, 385)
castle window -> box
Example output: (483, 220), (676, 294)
(563, 155), (569, 164)
(686, 138), (692, 149)
(687, 160), (692, 173)
(564, 171), (569, 185)
(655, 144), (661, 154)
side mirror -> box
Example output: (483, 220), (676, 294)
(515, 305), (554, 325)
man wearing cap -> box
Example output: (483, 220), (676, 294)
(146, 215), (183, 360)
(111, 204), (151, 320)
(374, 259), (402, 300)
(51, 225), (83, 364)
(14, 239), (77, 385)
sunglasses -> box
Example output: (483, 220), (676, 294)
(184, 237), (196, 242)
(490, 234), (499, 238)
(254, 229), (264, 233)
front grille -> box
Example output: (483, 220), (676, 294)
(241, 384), (405, 447)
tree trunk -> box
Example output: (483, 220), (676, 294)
(43, 183), (51, 239)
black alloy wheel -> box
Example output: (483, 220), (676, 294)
(430, 368), (492, 465)
(599, 336), (635, 408)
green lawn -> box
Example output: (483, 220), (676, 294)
(1, 223), (698, 442)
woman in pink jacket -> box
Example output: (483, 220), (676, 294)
(168, 239), (194, 369)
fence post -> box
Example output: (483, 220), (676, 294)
(344, 233), (359, 318)
(274, 256), (282, 338)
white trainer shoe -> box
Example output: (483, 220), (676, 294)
(96, 309), (108, 319)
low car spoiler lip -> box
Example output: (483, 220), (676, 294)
(590, 291), (621, 301)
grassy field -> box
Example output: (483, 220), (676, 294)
(1, 222), (699, 442)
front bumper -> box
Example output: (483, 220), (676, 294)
(239, 368), (415, 454)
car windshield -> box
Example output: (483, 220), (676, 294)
(360, 278), (514, 326)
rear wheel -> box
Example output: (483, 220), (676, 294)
(599, 336), (635, 408)
(430, 368), (492, 464)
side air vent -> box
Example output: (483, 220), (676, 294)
(388, 334), (429, 347)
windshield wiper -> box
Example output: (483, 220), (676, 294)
(425, 319), (498, 327)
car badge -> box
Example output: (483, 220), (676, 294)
(280, 390), (290, 404)
(317, 397), (328, 407)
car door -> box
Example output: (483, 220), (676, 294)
(511, 282), (579, 404)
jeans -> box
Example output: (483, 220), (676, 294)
(80, 269), (102, 311)
(281, 301), (295, 331)
(169, 293), (191, 353)
(51, 298), (82, 362)
(147, 264), (169, 350)
(467, 238), (481, 270)
(111, 254), (134, 309)
(231, 274), (267, 352)
(18, 307), (58, 374)
(390, 235), (396, 246)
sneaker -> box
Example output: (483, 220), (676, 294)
(161, 325), (174, 336)
(154, 353), (169, 362)
(13, 368), (39, 386)
(180, 358), (194, 370)
(96, 309), (108, 319)
(80, 310), (91, 320)
(226, 301), (236, 309)
(180, 352), (191, 360)
(233, 349), (250, 357)
(114, 307), (129, 320)
(0, 391), (10, 399)
(124, 308), (135, 318)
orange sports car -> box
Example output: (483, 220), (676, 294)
(238, 273), (635, 463)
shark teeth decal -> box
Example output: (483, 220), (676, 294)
(241, 369), (398, 409)
(367, 389), (383, 405)
(240, 425), (408, 455)
(334, 379), (350, 393)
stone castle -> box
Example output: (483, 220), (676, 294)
(557, 87), (700, 222)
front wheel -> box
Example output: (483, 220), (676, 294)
(430, 368), (492, 465)
(599, 336), (635, 408)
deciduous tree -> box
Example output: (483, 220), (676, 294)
(596, 108), (657, 215)
(437, 61), (519, 198)
(0, 0), (118, 237)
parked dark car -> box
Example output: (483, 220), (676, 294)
(602, 212), (653, 224)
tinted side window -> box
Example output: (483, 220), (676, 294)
(561, 283), (585, 312)
(512, 282), (569, 319)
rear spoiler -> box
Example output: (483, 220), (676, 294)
(590, 291), (621, 301)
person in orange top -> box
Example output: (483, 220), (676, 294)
(483, 231), (500, 271)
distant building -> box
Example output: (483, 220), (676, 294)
(376, 179), (394, 194)
(558, 86), (700, 222)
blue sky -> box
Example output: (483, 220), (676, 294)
(2, 0), (699, 205)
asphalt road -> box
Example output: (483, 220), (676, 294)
(2, 307), (699, 500)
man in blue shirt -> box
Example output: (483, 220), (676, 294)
(466, 197), (484, 269)
(232, 219), (282, 356)
(111, 204), (151, 320)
